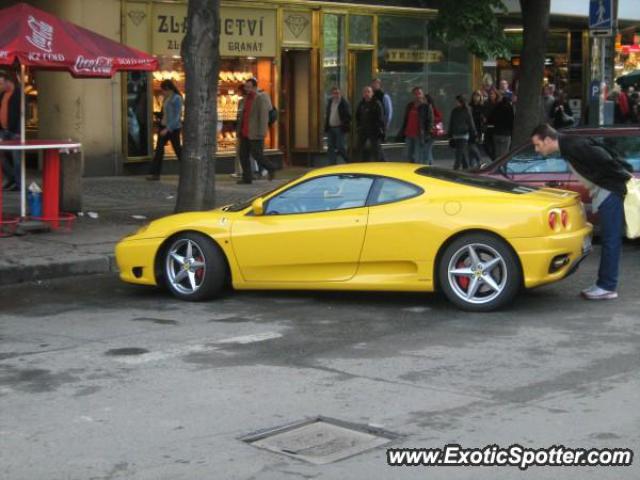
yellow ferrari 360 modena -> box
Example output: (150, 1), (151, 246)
(116, 163), (592, 311)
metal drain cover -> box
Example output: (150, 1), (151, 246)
(241, 416), (398, 464)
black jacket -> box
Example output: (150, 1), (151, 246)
(448, 105), (476, 137)
(558, 135), (632, 196)
(0, 87), (21, 134)
(550, 101), (574, 129)
(487, 98), (514, 136)
(324, 97), (351, 132)
(398, 101), (433, 142)
(355, 98), (385, 138)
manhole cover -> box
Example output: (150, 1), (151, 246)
(241, 417), (398, 464)
(105, 348), (150, 356)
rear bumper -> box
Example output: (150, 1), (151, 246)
(509, 225), (593, 289)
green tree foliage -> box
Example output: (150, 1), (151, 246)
(430, 0), (511, 60)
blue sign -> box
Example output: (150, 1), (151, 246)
(589, 0), (612, 30)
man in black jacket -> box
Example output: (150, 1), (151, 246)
(355, 86), (385, 162)
(531, 124), (632, 300)
(0, 72), (21, 191)
(324, 86), (351, 164)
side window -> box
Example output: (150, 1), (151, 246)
(600, 136), (640, 172)
(370, 178), (422, 205)
(506, 144), (569, 174)
(265, 175), (374, 215)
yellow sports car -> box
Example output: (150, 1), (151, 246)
(116, 163), (592, 311)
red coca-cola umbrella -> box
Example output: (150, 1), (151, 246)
(0, 2), (158, 216)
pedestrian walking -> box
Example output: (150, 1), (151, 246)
(371, 78), (393, 160)
(468, 90), (486, 168)
(550, 91), (574, 130)
(487, 91), (514, 159)
(147, 79), (183, 180)
(0, 72), (21, 191)
(398, 86), (434, 165)
(531, 124), (633, 300)
(355, 86), (385, 162)
(237, 77), (277, 184)
(324, 86), (351, 165)
(448, 94), (476, 170)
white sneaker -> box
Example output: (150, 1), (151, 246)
(581, 285), (618, 300)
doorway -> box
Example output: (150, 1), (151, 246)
(280, 49), (311, 166)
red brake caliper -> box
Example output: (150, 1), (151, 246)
(195, 256), (204, 280)
(456, 260), (470, 290)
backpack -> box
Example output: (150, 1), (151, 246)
(268, 107), (278, 126)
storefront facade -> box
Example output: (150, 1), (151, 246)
(121, 0), (475, 171)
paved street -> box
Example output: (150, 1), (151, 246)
(1, 244), (639, 480)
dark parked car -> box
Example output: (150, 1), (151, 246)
(477, 126), (640, 224)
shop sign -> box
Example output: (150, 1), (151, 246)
(150, 4), (276, 57)
(385, 49), (443, 63)
(220, 8), (276, 57)
(283, 11), (312, 46)
(152, 3), (187, 55)
(73, 55), (113, 75)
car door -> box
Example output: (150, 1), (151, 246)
(231, 174), (374, 283)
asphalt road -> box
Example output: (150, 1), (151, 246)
(1, 244), (639, 479)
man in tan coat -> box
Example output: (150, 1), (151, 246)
(238, 78), (276, 184)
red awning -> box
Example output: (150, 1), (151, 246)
(0, 2), (158, 77)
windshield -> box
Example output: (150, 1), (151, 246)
(416, 167), (538, 194)
(223, 176), (303, 212)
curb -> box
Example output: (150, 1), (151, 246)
(0, 254), (118, 286)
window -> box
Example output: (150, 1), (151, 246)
(349, 15), (373, 45)
(265, 175), (374, 215)
(598, 136), (640, 172)
(505, 145), (569, 174)
(377, 15), (472, 139)
(322, 14), (347, 96)
(416, 167), (538, 194)
(370, 178), (422, 205)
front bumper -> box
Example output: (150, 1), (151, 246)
(115, 237), (163, 286)
(509, 225), (593, 289)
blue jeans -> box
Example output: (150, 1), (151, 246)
(406, 137), (425, 164)
(327, 127), (348, 164)
(1, 130), (20, 188)
(597, 193), (624, 291)
(424, 137), (434, 166)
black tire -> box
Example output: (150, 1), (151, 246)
(162, 232), (227, 301)
(438, 233), (521, 312)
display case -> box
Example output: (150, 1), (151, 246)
(149, 56), (275, 158)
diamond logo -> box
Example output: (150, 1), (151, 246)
(128, 10), (146, 27)
(285, 14), (310, 39)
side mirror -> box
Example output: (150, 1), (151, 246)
(251, 198), (264, 216)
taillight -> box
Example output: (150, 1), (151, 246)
(549, 211), (558, 230)
(561, 209), (569, 228)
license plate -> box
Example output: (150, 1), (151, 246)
(582, 235), (592, 254)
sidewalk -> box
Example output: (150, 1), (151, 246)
(0, 158), (460, 286)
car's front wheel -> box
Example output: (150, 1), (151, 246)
(163, 232), (227, 301)
(438, 233), (521, 312)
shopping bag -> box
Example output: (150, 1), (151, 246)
(624, 177), (640, 239)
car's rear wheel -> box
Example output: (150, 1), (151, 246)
(163, 232), (226, 301)
(438, 233), (521, 312)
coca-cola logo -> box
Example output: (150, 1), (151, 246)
(26, 15), (54, 53)
(73, 55), (113, 75)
